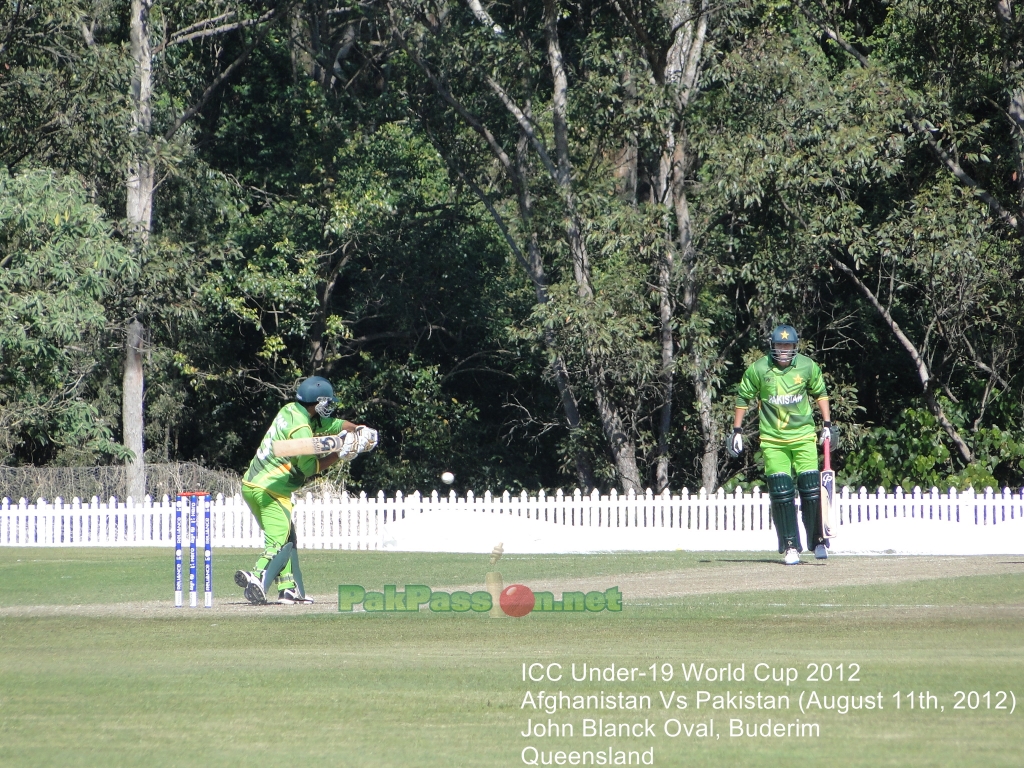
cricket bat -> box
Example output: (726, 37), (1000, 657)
(272, 433), (351, 458)
(820, 437), (836, 539)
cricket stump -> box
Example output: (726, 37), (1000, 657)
(485, 571), (504, 618)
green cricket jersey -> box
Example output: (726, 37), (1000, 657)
(243, 402), (345, 499)
(735, 354), (827, 445)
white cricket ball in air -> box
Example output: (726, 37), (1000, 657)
(441, 472), (455, 485)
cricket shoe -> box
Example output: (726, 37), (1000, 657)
(783, 548), (801, 565)
(814, 544), (828, 560)
(278, 588), (314, 605)
(235, 570), (267, 605)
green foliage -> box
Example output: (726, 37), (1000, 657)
(0, 0), (132, 213)
(2, 0), (1022, 494)
(0, 168), (135, 462)
(330, 356), (481, 492)
(701, 1), (1024, 492)
(842, 406), (1024, 491)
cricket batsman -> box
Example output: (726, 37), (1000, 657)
(728, 325), (836, 564)
(234, 376), (376, 604)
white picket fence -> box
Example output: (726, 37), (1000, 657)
(1, 485), (1022, 555)
(0, 492), (379, 551)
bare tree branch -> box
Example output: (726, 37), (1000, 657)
(795, 0), (869, 66)
(390, 21), (517, 178)
(166, 11), (237, 42)
(961, 335), (1011, 390)
(829, 253), (974, 463)
(464, 0), (504, 36)
(915, 122), (1023, 234)
(456, 169), (536, 281)
(162, 9), (284, 141)
(483, 75), (559, 180)
(440, 350), (514, 383)
(156, 10), (276, 54)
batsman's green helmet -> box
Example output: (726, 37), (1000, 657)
(296, 376), (339, 417)
(769, 324), (799, 364)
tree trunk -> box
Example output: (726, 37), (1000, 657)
(996, 0), (1024, 206)
(617, 0), (712, 488)
(591, 365), (644, 491)
(398, 25), (599, 489)
(545, 0), (642, 492)
(655, 247), (674, 492)
(671, 145), (723, 490)
(694, 351), (719, 492)
(124, 0), (154, 499)
(613, 66), (639, 204)
(123, 319), (146, 500)
(1010, 87), (1024, 204)
(310, 245), (353, 374)
(515, 123), (597, 490)
(290, 6), (318, 84)
(613, 142), (639, 204)
(128, 0), (154, 238)
(651, 0), (712, 488)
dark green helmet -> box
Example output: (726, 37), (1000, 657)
(296, 376), (338, 417)
(770, 324), (799, 365)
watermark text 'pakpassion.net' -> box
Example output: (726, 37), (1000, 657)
(337, 584), (622, 615)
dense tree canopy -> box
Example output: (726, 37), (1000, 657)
(1, 0), (1022, 493)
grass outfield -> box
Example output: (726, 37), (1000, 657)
(0, 550), (1021, 767)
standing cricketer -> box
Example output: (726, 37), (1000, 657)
(728, 325), (837, 564)
(235, 376), (376, 604)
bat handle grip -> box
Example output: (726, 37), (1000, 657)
(823, 437), (831, 472)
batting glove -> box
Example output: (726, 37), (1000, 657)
(354, 426), (378, 454)
(336, 430), (359, 460)
(819, 421), (839, 447)
(727, 428), (743, 458)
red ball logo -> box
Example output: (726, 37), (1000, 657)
(499, 584), (535, 617)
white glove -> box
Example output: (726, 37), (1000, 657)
(354, 426), (378, 454)
(727, 428), (743, 458)
(818, 422), (839, 447)
(335, 430), (359, 460)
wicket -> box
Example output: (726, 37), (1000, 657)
(174, 492), (212, 608)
